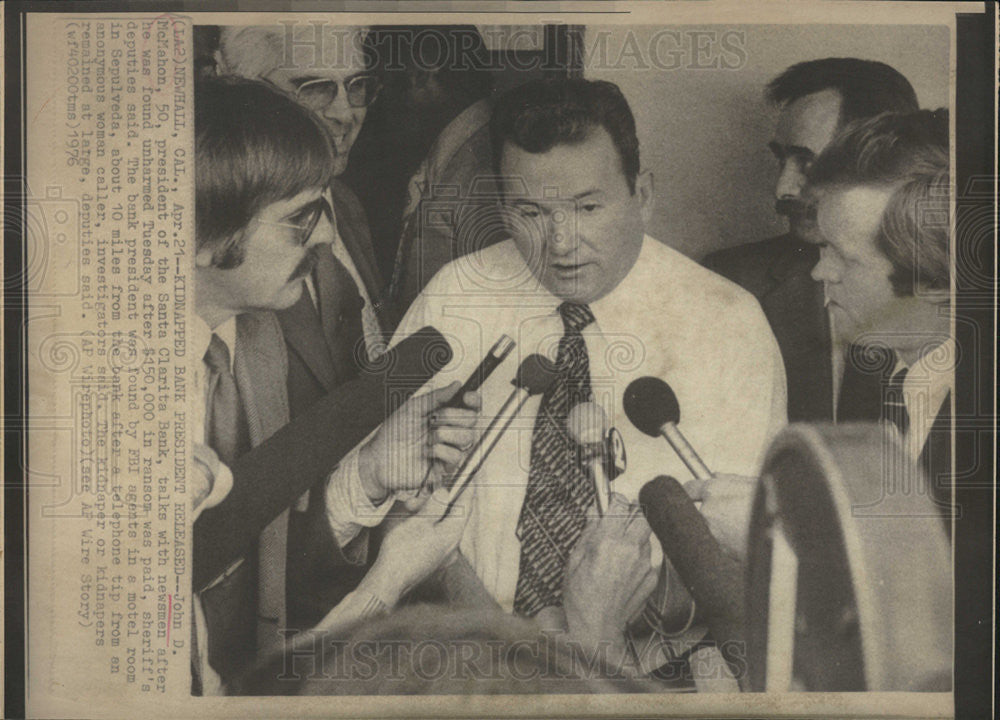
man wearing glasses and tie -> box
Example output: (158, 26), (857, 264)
(213, 24), (397, 630)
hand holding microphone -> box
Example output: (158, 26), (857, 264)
(442, 353), (558, 512)
(358, 380), (481, 505)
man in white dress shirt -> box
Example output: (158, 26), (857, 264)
(323, 78), (787, 625)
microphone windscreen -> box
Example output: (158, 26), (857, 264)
(358, 326), (453, 379)
(623, 376), (680, 436)
(567, 402), (608, 446)
(638, 476), (744, 625)
(514, 354), (558, 395)
(194, 326), (448, 589)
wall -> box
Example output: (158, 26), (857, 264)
(584, 24), (950, 259)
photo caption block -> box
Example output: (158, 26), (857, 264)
(25, 13), (194, 715)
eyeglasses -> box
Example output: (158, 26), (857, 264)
(256, 195), (333, 246)
(294, 74), (382, 110)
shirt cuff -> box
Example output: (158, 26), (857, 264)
(325, 445), (395, 548)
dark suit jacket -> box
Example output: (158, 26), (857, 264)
(702, 234), (833, 422)
(273, 179), (397, 629)
(276, 178), (391, 418)
(198, 311), (289, 683)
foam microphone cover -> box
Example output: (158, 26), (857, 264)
(623, 376), (680, 437)
(514, 353), (559, 395)
(639, 476), (745, 644)
(194, 326), (451, 589)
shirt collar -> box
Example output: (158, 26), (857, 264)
(585, 235), (650, 335)
(195, 315), (237, 374)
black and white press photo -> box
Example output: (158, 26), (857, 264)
(7, 3), (995, 719)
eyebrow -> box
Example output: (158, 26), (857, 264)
(288, 71), (370, 86)
(281, 196), (323, 219)
(769, 141), (816, 159)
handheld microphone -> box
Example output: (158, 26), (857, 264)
(444, 334), (515, 409)
(623, 376), (712, 480)
(442, 354), (558, 511)
(639, 476), (747, 687)
(567, 402), (611, 516)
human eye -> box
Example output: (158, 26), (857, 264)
(284, 207), (313, 229)
(512, 203), (540, 218)
(580, 202), (600, 213)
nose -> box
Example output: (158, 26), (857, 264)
(321, 86), (355, 127)
(775, 158), (807, 201)
(546, 209), (578, 255)
(810, 245), (838, 284)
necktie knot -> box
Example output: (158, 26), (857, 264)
(558, 302), (595, 334)
(204, 333), (232, 375)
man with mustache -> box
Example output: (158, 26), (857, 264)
(192, 77), (479, 688)
(215, 24), (399, 629)
(702, 58), (918, 421)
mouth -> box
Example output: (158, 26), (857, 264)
(776, 199), (817, 224)
(288, 248), (320, 283)
(549, 261), (591, 276)
(328, 131), (353, 155)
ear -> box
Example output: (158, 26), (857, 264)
(195, 245), (215, 269)
(635, 170), (654, 226)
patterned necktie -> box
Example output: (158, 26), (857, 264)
(203, 333), (249, 466)
(883, 366), (910, 435)
(513, 302), (596, 617)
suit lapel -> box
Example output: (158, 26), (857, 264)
(275, 283), (337, 394)
(234, 311), (290, 446)
(330, 179), (385, 318)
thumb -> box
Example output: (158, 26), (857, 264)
(425, 380), (463, 413)
(410, 380), (462, 417)
(684, 477), (709, 501)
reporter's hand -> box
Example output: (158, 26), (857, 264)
(563, 494), (658, 652)
(357, 381), (481, 504)
(362, 488), (470, 608)
(684, 474), (759, 561)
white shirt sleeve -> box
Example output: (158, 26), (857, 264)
(323, 441), (394, 549)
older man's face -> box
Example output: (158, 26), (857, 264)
(233, 27), (373, 176)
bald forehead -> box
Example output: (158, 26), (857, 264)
(219, 24), (369, 78)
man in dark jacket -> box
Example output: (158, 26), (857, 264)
(702, 58), (918, 421)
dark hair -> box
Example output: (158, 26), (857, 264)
(809, 109), (950, 295)
(767, 58), (918, 127)
(195, 76), (334, 268)
(490, 78), (640, 193)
